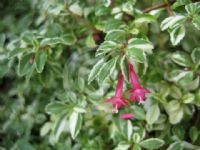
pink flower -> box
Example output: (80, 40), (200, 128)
(120, 113), (134, 120)
(106, 71), (129, 111)
(128, 63), (150, 103)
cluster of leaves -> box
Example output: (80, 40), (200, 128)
(0, 0), (200, 149)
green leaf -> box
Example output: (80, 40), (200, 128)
(126, 120), (133, 140)
(18, 53), (34, 76)
(88, 59), (104, 84)
(132, 145), (141, 150)
(40, 122), (52, 136)
(139, 138), (164, 149)
(73, 107), (86, 113)
(9, 48), (27, 58)
(134, 14), (156, 24)
(133, 133), (141, 143)
(122, 1), (134, 15)
(86, 34), (96, 48)
(160, 15), (186, 31)
(120, 55), (129, 82)
(114, 142), (130, 150)
(165, 100), (181, 112)
(133, 105), (146, 120)
(172, 125), (185, 140)
(62, 34), (77, 45)
(146, 104), (160, 124)
(182, 93), (194, 104)
(69, 111), (82, 139)
(97, 19), (125, 32)
(45, 102), (67, 114)
(169, 106), (184, 124)
(181, 141), (198, 149)
(127, 47), (146, 63)
(40, 34), (76, 46)
(98, 57), (118, 83)
(167, 142), (183, 150)
(0, 34), (5, 48)
(128, 38), (154, 53)
(35, 51), (47, 73)
(185, 2), (200, 16)
(168, 70), (193, 82)
(77, 77), (85, 91)
(53, 113), (68, 141)
(192, 15), (200, 30)
(172, 52), (191, 67)
(22, 31), (35, 44)
(69, 3), (82, 16)
(40, 37), (63, 46)
(189, 126), (199, 143)
(105, 29), (126, 43)
(169, 25), (185, 46)
(96, 41), (118, 56)
(191, 47), (200, 66)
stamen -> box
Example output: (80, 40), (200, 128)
(113, 104), (119, 113)
(139, 96), (143, 105)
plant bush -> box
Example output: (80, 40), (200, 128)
(0, 0), (200, 149)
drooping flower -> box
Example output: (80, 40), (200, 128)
(120, 113), (134, 120)
(106, 71), (129, 112)
(128, 63), (150, 103)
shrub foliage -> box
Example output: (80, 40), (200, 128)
(0, 0), (200, 149)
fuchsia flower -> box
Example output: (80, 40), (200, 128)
(128, 63), (150, 103)
(120, 113), (134, 120)
(106, 72), (129, 111)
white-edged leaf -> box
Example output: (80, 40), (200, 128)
(170, 25), (185, 46)
(127, 120), (133, 140)
(133, 133), (141, 143)
(127, 47), (146, 63)
(168, 70), (193, 82)
(40, 122), (52, 136)
(132, 145), (141, 150)
(53, 114), (68, 141)
(69, 111), (82, 139)
(191, 47), (200, 65)
(105, 29), (126, 43)
(167, 142), (183, 150)
(98, 56), (118, 83)
(185, 2), (200, 16)
(192, 15), (200, 30)
(165, 100), (181, 113)
(120, 55), (129, 82)
(114, 142), (130, 150)
(88, 59), (104, 84)
(134, 14), (156, 24)
(18, 53), (34, 76)
(139, 138), (164, 149)
(189, 127), (199, 143)
(128, 38), (154, 53)
(45, 102), (67, 114)
(172, 52), (191, 67)
(9, 48), (27, 58)
(86, 34), (96, 48)
(96, 41), (118, 57)
(146, 104), (160, 124)
(182, 93), (194, 104)
(169, 106), (184, 124)
(35, 51), (47, 73)
(69, 3), (82, 16)
(160, 15), (186, 31)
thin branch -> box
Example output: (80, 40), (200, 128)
(143, 0), (176, 13)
